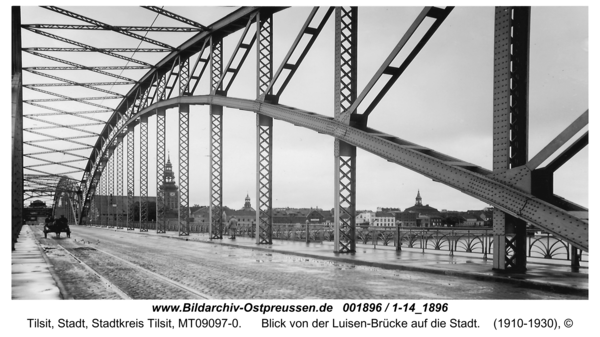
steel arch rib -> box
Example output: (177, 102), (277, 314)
(120, 95), (588, 251)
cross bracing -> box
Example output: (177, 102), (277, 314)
(15, 6), (588, 271)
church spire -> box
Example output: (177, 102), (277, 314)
(415, 190), (423, 206)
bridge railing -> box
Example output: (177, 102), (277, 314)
(87, 221), (586, 268)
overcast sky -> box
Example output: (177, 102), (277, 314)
(13, 4), (589, 213)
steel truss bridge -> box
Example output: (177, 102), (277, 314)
(12, 6), (587, 272)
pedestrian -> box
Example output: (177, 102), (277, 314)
(228, 216), (238, 239)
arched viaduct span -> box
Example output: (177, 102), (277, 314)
(64, 6), (587, 272)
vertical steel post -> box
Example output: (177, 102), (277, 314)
(155, 73), (167, 234)
(179, 56), (190, 236)
(100, 164), (106, 227)
(256, 12), (274, 244)
(140, 115), (149, 232)
(116, 134), (124, 228)
(127, 124), (135, 230)
(333, 7), (358, 253)
(209, 36), (224, 240)
(492, 7), (530, 272)
(108, 149), (114, 227)
(12, 6), (23, 250)
(156, 108), (166, 233)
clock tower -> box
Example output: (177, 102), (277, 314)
(159, 153), (179, 211)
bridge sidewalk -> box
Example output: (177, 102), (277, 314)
(11, 225), (64, 299)
(127, 228), (588, 296)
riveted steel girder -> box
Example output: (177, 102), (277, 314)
(42, 6), (175, 50)
(116, 138), (124, 229)
(492, 6), (531, 272)
(23, 24), (202, 32)
(127, 95), (588, 251)
(127, 125), (135, 230)
(140, 115), (149, 232)
(333, 7), (358, 254)
(141, 6), (208, 30)
(256, 11), (273, 245)
(24, 51), (138, 82)
(156, 108), (166, 233)
(179, 57), (191, 236)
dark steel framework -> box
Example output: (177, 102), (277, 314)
(209, 37), (224, 240)
(333, 7), (358, 253)
(256, 12), (274, 244)
(14, 7), (588, 271)
(127, 125), (135, 230)
(492, 7), (530, 272)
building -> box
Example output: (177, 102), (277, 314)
(272, 207), (333, 226)
(400, 190), (443, 227)
(374, 211), (396, 227)
(158, 154), (179, 212)
(23, 200), (52, 225)
(191, 195), (256, 227)
(88, 153), (179, 223)
(356, 210), (375, 226)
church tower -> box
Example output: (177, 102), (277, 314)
(241, 193), (255, 212)
(415, 190), (423, 206)
(244, 194), (251, 209)
(160, 153), (179, 211)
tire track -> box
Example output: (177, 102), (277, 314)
(55, 242), (211, 300)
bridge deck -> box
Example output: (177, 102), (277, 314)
(12, 225), (588, 299)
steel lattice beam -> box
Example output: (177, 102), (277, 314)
(209, 37), (223, 239)
(156, 108), (166, 233)
(116, 136), (124, 229)
(100, 164), (106, 227)
(25, 143), (91, 158)
(333, 7), (358, 253)
(179, 57), (190, 236)
(24, 130), (95, 146)
(108, 151), (114, 227)
(24, 86), (116, 109)
(23, 27), (154, 66)
(24, 102), (109, 122)
(139, 115), (148, 232)
(24, 51), (138, 81)
(127, 125), (135, 230)
(24, 66), (149, 71)
(41, 6), (175, 50)
(23, 24), (202, 32)
(141, 6), (208, 30)
(23, 47), (170, 53)
(24, 69), (128, 96)
(256, 12), (273, 244)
